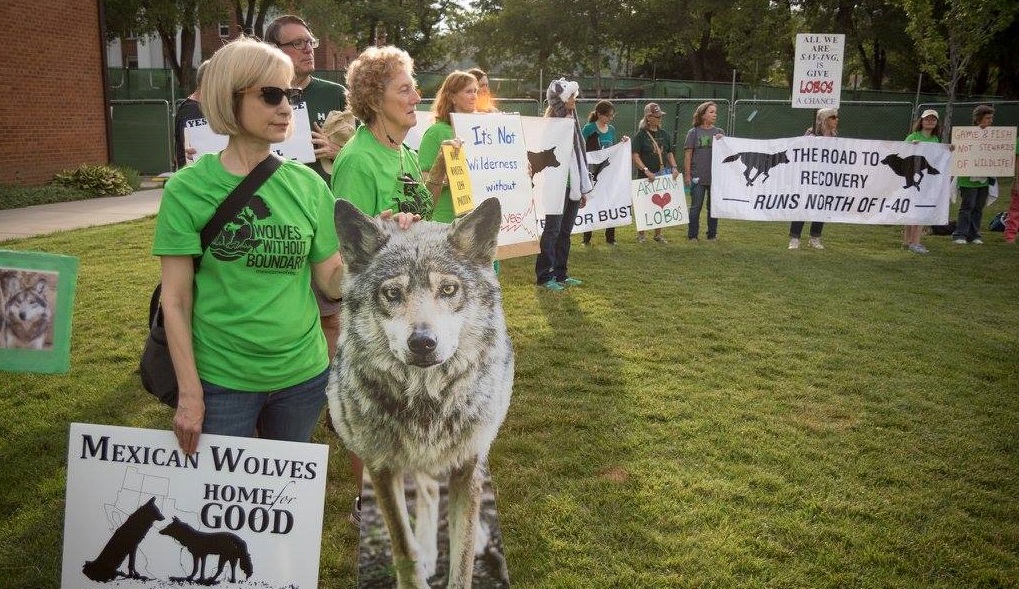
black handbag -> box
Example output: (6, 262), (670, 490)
(140, 155), (283, 407)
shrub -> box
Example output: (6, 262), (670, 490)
(111, 165), (142, 191)
(0, 184), (92, 210)
(53, 164), (133, 197)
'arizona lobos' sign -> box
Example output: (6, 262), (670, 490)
(712, 136), (952, 225)
(632, 172), (689, 231)
(61, 423), (328, 588)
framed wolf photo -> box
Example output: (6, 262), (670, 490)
(61, 423), (329, 588)
(0, 250), (79, 374)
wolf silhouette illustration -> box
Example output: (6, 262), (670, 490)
(881, 154), (941, 191)
(159, 516), (253, 584)
(527, 147), (560, 187)
(327, 197), (513, 589)
(722, 150), (790, 186)
(0, 270), (51, 349)
(82, 496), (164, 582)
(590, 159), (611, 184)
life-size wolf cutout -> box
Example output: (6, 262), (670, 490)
(327, 197), (513, 589)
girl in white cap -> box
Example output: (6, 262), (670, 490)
(902, 109), (943, 253)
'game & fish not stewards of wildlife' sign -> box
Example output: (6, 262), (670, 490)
(949, 126), (1017, 177)
(712, 136), (952, 225)
(61, 423), (329, 588)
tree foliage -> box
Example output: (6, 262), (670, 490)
(103, 0), (226, 90)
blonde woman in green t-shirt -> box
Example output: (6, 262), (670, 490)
(902, 109), (943, 254)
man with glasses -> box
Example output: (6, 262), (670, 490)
(264, 15), (347, 182)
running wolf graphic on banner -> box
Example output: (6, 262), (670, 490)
(712, 136), (952, 225)
(573, 142), (635, 233)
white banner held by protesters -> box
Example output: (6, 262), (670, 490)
(183, 103), (316, 164)
(520, 116), (575, 216)
(712, 136), (952, 225)
(632, 172), (688, 231)
(62, 423), (328, 588)
(792, 33), (845, 109)
(574, 141), (635, 233)
(451, 112), (540, 252)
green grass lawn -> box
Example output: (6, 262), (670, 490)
(1, 201), (1017, 588)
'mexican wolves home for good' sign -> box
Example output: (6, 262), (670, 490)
(61, 423), (328, 588)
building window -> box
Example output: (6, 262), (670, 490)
(218, 23), (231, 38)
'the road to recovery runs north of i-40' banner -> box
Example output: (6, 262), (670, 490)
(61, 423), (329, 589)
(711, 136), (952, 225)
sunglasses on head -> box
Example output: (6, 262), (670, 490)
(238, 86), (304, 107)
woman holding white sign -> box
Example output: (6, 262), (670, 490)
(535, 78), (593, 291)
(789, 107), (838, 250)
(632, 102), (681, 243)
(902, 109), (944, 254)
(952, 105), (995, 245)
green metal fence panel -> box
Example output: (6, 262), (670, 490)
(575, 98), (732, 154)
(111, 100), (173, 175)
(731, 99), (915, 140)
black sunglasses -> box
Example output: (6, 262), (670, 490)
(237, 86), (304, 107)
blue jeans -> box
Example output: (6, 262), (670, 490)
(536, 189), (581, 283)
(200, 368), (329, 443)
(790, 221), (824, 238)
(688, 183), (717, 239)
(953, 185), (989, 241)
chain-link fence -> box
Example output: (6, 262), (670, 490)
(105, 67), (1017, 175)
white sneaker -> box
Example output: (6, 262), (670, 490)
(809, 237), (824, 249)
(788, 238), (800, 250)
(952, 238), (967, 244)
(972, 238), (984, 245)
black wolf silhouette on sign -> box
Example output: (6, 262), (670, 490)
(589, 159), (610, 185)
(82, 496), (164, 582)
(881, 154), (941, 191)
(159, 516), (254, 584)
(722, 151), (790, 186)
(527, 147), (560, 187)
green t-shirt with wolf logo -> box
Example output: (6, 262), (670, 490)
(330, 125), (434, 219)
(152, 154), (339, 391)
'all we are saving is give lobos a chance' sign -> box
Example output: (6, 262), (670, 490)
(61, 423), (329, 588)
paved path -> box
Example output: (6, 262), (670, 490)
(0, 189), (162, 242)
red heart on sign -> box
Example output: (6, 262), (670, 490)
(651, 192), (672, 209)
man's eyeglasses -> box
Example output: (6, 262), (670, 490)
(237, 86), (304, 107)
(278, 38), (319, 51)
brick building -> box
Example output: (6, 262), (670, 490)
(0, 0), (109, 185)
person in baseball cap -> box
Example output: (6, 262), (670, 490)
(632, 101), (680, 243)
(644, 102), (665, 118)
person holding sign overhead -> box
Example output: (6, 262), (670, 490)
(419, 70), (478, 223)
(952, 105), (995, 245)
(535, 78), (594, 292)
(632, 102), (680, 243)
(789, 107), (838, 250)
